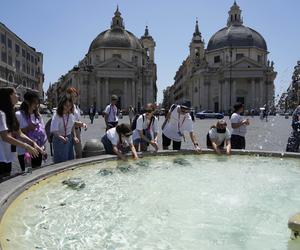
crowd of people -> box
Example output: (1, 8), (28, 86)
(0, 85), (299, 181)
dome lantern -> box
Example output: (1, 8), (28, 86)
(111, 5), (124, 30)
(227, 1), (243, 27)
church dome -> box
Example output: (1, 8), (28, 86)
(89, 29), (142, 51)
(207, 1), (267, 52)
(89, 7), (142, 52)
(207, 25), (267, 51)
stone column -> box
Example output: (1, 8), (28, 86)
(131, 80), (136, 108)
(105, 78), (109, 105)
(218, 81), (222, 112)
(96, 79), (100, 109)
(224, 80), (229, 111)
(260, 79), (264, 106)
(123, 79), (127, 109)
(231, 80), (236, 107)
(251, 79), (256, 109)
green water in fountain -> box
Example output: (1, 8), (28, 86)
(1, 154), (300, 250)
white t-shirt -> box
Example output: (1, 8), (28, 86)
(104, 104), (118, 123)
(162, 105), (193, 142)
(230, 113), (247, 137)
(50, 113), (75, 136)
(0, 111), (13, 163)
(15, 111), (45, 155)
(132, 114), (159, 141)
(106, 127), (133, 146)
(74, 105), (81, 121)
(208, 127), (231, 146)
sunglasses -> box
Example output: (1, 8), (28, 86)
(145, 109), (154, 113)
(124, 133), (132, 137)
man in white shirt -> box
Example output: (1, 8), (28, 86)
(104, 95), (119, 130)
(230, 103), (250, 149)
(207, 120), (231, 155)
(132, 103), (159, 152)
(162, 101), (201, 151)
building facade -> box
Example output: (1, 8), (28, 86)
(0, 22), (44, 99)
(164, 2), (277, 113)
(278, 61), (300, 112)
(47, 7), (157, 112)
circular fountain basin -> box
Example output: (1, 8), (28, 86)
(0, 151), (300, 250)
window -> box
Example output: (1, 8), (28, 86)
(1, 33), (5, 44)
(27, 65), (30, 74)
(7, 38), (12, 49)
(214, 55), (221, 63)
(16, 60), (20, 71)
(236, 53), (244, 60)
(15, 44), (20, 54)
(1, 52), (7, 63)
(22, 63), (26, 72)
(257, 55), (262, 63)
(8, 56), (12, 66)
(27, 52), (30, 60)
(35, 58), (37, 65)
(31, 55), (34, 63)
(31, 68), (34, 76)
(22, 49), (26, 57)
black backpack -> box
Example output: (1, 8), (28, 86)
(132, 114), (155, 131)
(131, 114), (143, 130)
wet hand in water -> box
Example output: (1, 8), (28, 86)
(195, 145), (202, 153)
(151, 141), (159, 151)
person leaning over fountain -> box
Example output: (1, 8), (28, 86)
(0, 87), (42, 179)
(16, 91), (47, 171)
(66, 87), (87, 159)
(104, 95), (119, 131)
(101, 123), (138, 161)
(50, 96), (79, 164)
(286, 104), (300, 152)
(230, 103), (250, 150)
(132, 103), (159, 152)
(161, 101), (201, 151)
(207, 120), (231, 155)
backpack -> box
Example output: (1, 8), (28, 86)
(132, 114), (155, 131)
(131, 114), (142, 131)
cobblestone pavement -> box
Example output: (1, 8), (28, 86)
(11, 114), (293, 174)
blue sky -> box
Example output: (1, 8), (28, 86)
(1, 0), (300, 102)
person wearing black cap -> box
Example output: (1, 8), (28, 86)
(104, 95), (119, 130)
(161, 101), (201, 151)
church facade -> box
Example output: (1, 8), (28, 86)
(47, 7), (157, 112)
(164, 2), (277, 113)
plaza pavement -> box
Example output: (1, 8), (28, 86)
(11, 114), (293, 174)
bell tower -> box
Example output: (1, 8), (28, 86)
(141, 26), (156, 62)
(189, 19), (205, 64)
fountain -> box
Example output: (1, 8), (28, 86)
(0, 150), (300, 250)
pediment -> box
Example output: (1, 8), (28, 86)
(97, 57), (136, 69)
(228, 57), (264, 69)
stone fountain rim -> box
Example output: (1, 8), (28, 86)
(0, 149), (300, 249)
